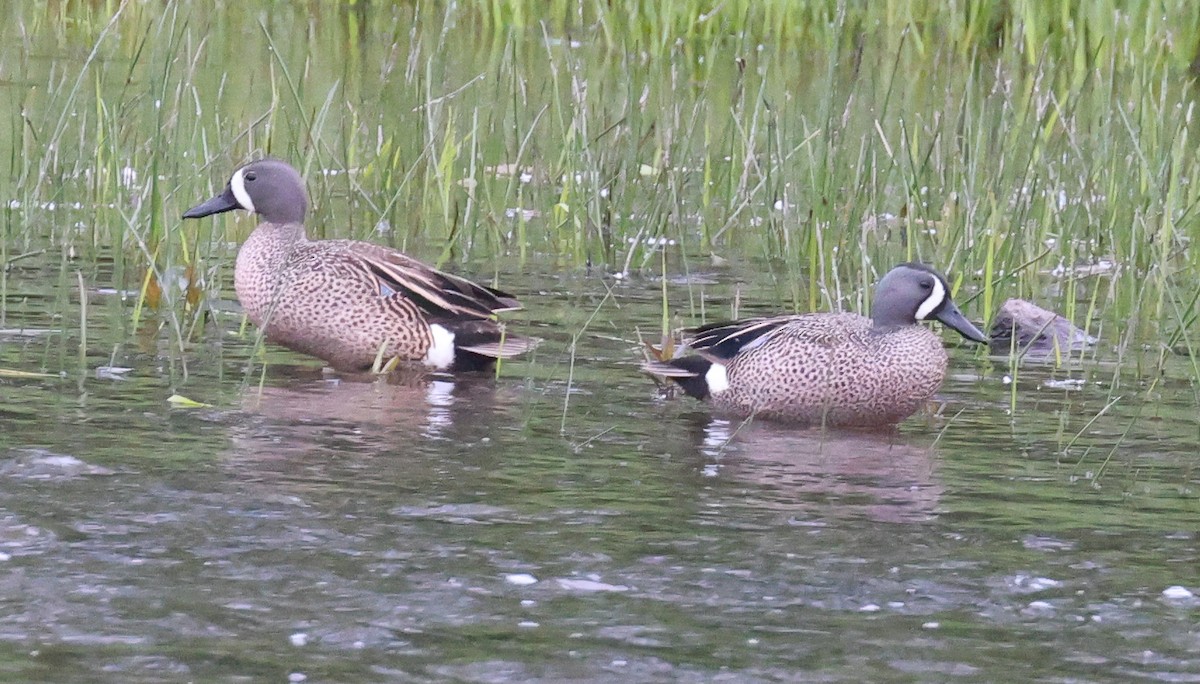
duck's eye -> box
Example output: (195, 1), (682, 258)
(919, 279), (933, 290)
(245, 172), (257, 182)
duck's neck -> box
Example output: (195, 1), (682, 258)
(242, 221), (307, 257)
(235, 221), (308, 303)
(869, 302), (916, 332)
(868, 321), (907, 337)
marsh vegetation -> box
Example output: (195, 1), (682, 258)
(2, 1), (1200, 680)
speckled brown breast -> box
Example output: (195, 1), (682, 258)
(710, 312), (949, 426)
(234, 224), (433, 371)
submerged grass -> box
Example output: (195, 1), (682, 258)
(1, 0), (1199, 395)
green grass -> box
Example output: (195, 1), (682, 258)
(2, 0), (1200, 389)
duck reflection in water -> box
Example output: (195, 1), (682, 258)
(225, 368), (519, 482)
(691, 417), (942, 524)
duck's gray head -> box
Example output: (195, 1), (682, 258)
(182, 159), (308, 225)
(871, 263), (988, 343)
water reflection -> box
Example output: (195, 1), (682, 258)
(224, 369), (525, 485)
(239, 369), (500, 439)
(693, 418), (941, 523)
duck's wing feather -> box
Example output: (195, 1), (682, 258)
(347, 244), (522, 320)
(686, 312), (869, 359)
(683, 315), (804, 360)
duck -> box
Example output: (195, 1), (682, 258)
(642, 263), (988, 426)
(182, 159), (537, 373)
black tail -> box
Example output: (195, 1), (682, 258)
(642, 356), (713, 400)
(451, 348), (500, 373)
(442, 319), (539, 373)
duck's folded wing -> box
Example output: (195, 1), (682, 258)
(686, 313), (861, 357)
(349, 245), (522, 319)
(684, 315), (801, 359)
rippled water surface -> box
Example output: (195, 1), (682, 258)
(3, 252), (1200, 682)
(3, 3), (1200, 683)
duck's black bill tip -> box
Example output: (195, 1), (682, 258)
(182, 186), (239, 220)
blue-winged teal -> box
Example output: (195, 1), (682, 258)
(182, 159), (537, 373)
(643, 263), (988, 426)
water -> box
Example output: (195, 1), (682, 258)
(3, 253), (1199, 681)
(4, 3), (1200, 682)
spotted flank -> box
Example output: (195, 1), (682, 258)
(182, 159), (538, 373)
(642, 263), (988, 427)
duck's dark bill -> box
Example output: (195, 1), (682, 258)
(182, 186), (240, 219)
(935, 302), (989, 343)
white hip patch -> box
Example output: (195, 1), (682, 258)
(423, 324), (457, 370)
(705, 363), (730, 394)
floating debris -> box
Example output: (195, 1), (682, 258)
(1022, 600), (1056, 616)
(92, 288), (142, 300)
(1162, 585), (1194, 599)
(626, 235), (676, 247)
(167, 394), (212, 408)
(95, 366), (134, 380)
(0, 367), (57, 379)
(556, 577), (629, 592)
(1006, 574), (1063, 593)
(543, 37), (583, 49)
(1048, 260), (1117, 278)
(1042, 378), (1086, 390)
(486, 164), (535, 183)
(504, 207), (541, 221)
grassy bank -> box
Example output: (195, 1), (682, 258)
(1, 0), (1199, 382)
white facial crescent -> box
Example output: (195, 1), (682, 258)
(230, 167), (256, 212)
(914, 277), (946, 320)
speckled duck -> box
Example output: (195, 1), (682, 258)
(183, 159), (537, 372)
(643, 263), (988, 426)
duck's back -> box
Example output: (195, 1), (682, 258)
(714, 312), (948, 425)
